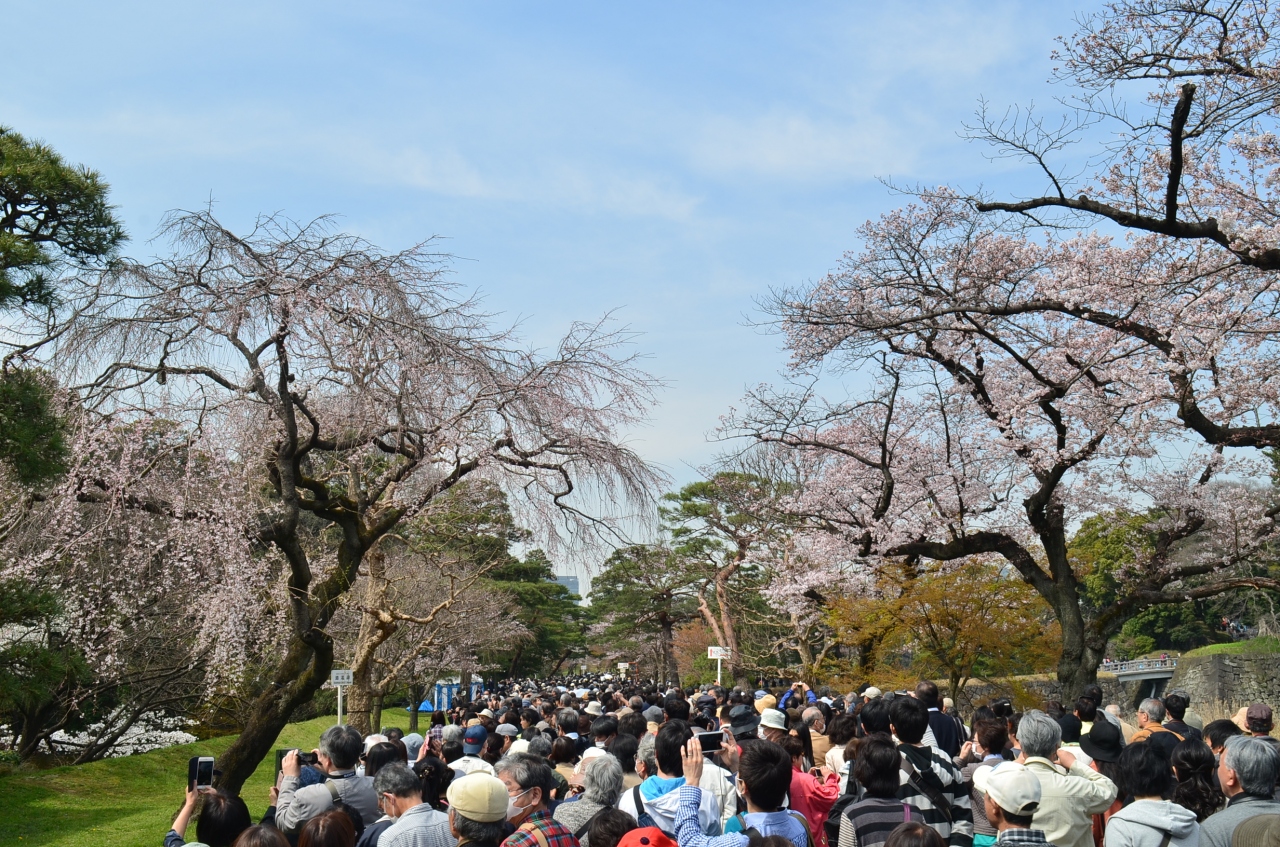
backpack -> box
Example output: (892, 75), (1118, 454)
(631, 786), (676, 838)
(734, 810), (815, 847)
(823, 795), (858, 847)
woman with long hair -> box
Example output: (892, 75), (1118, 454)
(1171, 738), (1226, 822)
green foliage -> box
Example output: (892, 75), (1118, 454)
(0, 126), (125, 308)
(483, 550), (588, 677)
(0, 368), (67, 483)
(590, 545), (700, 681)
(0, 577), (91, 752)
(0, 126), (122, 486)
(590, 545), (697, 631)
(1112, 604), (1213, 658)
(1071, 510), (1156, 610)
(1071, 510), (1225, 656)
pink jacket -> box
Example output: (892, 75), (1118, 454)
(789, 767), (841, 847)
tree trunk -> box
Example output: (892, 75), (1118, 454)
(346, 549), (392, 735)
(658, 613), (680, 689)
(371, 692), (384, 733)
(1037, 521), (1102, 697)
(717, 557), (744, 681)
(215, 634), (333, 794)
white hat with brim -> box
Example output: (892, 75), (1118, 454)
(760, 708), (788, 731)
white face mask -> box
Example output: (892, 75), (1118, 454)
(506, 788), (533, 822)
(595, 741), (606, 749)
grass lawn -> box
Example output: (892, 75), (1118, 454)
(0, 708), (415, 847)
(1184, 636), (1280, 657)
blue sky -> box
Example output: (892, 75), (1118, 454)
(5, 2), (1101, 568)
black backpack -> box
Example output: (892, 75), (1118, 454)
(823, 794), (858, 847)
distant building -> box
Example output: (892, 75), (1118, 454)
(553, 574), (580, 597)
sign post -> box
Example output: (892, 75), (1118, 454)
(707, 647), (729, 685)
(331, 669), (354, 725)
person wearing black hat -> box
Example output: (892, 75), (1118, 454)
(729, 705), (762, 745)
(1080, 716), (1125, 839)
(1080, 721), (1123, 768)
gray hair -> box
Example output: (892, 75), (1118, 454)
(319, 724), (363, 770)
(373, 762), (421, 798)
(582, 754), (624, 805)
(636, 732), (658, 776)
(453, 809), (508, 843)
(1223, 735), (1280, 797)
(629, 696), (645, 710)
(442, 723), (465, 744)
(527, 735), (552, 757)
(1017, 709), (1062, 759)
(496, 751), (557, 795)
(1139, 698), (1166, 723)
(556, 707), (579, 732)
(802, 707), (823, 727)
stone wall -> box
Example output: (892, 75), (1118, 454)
(1169, 653), (1280, 715)
(951, 674), (1139, 713)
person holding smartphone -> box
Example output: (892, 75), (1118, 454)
(165, 784), (252, 847)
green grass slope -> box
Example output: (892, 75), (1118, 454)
(0, 710), (415, 847)
(1184, 636), (1280, 657)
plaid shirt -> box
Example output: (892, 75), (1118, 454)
(502, 809), (581, 847)
(996, 829), (1060, 847)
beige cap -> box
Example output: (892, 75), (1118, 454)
(447, 773), (510, 822)
(864, 687), (882, 698)
(1233, 814), (1280, 847)
(755, 694), (777, 713)
(974, 762), (1041, 816)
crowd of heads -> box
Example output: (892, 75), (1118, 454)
(169, 671), (1280, 847)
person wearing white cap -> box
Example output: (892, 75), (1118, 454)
(973, 762), (1060, 847)
(761, 709), (789, 744)
(445, 772), (511, 847)
(1015, 710), (1115, 847)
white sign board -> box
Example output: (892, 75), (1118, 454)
(707, 646), (730, 660)
(617, 662), (630, 670)
(331, 669), (354, 686)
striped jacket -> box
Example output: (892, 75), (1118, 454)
(896, 743), (973, 847)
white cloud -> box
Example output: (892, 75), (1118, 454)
(689, 109), (921, 181)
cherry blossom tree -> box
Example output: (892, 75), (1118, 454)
(21, 210), (660, 791)
(1, 415), (270, 761)
(730, 1), (1280, 695)
(734, 234), (1280, 692)
(957, 1), (1280, 449)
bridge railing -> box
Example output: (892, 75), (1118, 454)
(1103, 657), (1179, 674)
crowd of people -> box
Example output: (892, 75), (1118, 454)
(165, 675), (1280, 847)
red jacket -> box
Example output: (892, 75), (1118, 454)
(789, 766), (841, 847)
